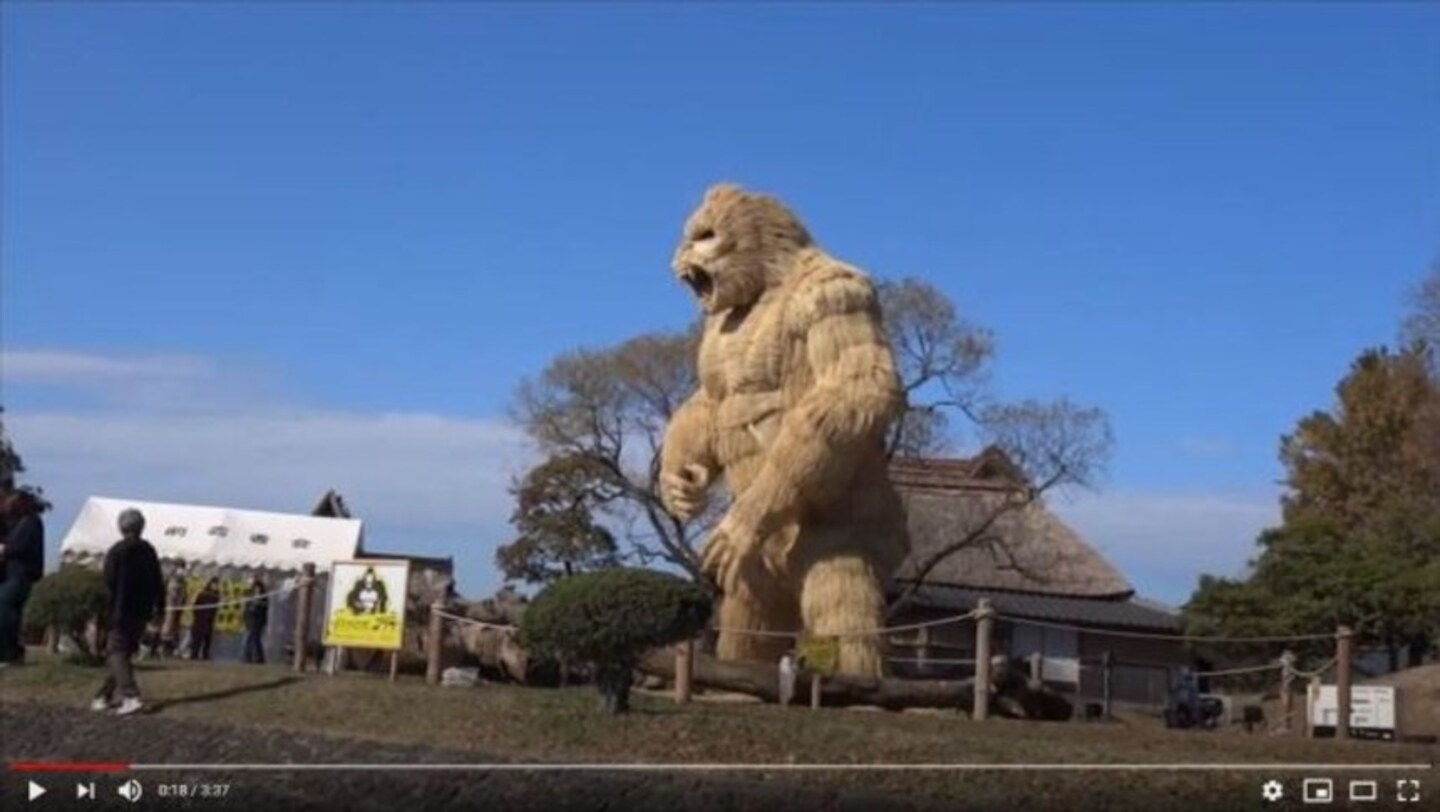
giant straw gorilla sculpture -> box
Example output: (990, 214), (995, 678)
(660, 183), (910, 678)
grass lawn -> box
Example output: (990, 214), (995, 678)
(4, 652), (1434, 810)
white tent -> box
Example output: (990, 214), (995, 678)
(59, 496), (365, 664)
(60, 496), (363, 572)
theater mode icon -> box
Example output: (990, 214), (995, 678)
(1348, 780), (1378, 802)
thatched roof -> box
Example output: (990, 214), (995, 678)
(889, 452), (1133, 599)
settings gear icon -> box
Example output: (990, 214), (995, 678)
(1261, 780), (1285, 802)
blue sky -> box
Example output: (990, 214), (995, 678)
(4, 3), (1437, 604)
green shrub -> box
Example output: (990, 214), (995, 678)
(519, 568), (712, 713)
(24, 565), (108, 662)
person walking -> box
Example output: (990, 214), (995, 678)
(0, 490), (47, 667)
(187, 577), (220, 661)
(242, 577), (269, 664)
(91, 508), (165, 716)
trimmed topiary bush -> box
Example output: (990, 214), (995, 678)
(23, 565), (108, 664)
(518, 568), (712, 713)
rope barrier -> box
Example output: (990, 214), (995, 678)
(431, 606), (981, 640)
(1192, 662), (1283, 678)
(712, 609), (981, 640)
(430, 601), (1342, 652)
(1292, 657), (1337, 680)
(180, 578), (312, 612)
(433, 609), (518, 631)
(994, 614), (1335, 644)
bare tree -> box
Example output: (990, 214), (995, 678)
(878, 277), (995, 458)
(1403, 262), (1440, 374)
(510, 327), (725, 580)
(0, 406), (23, 491)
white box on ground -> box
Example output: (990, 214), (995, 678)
(1307, 685), (1398, 739)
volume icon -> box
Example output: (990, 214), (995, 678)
(117, 779), (143, 803)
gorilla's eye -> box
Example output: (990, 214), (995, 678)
(693, 228), (716, 242)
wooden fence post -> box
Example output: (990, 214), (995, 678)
(1306, 675), (1320, 738)
(1028, 652), (1043, 684)
(1101, 651), (1114, 721)
(973, 598), (995, 721)
(426, 601), (445, 686)
(810, 673), (822, 710)
(1336, 625), (1354, 740)
(291, 563), (316, 673)
(675, 640), (694, 704)
(921, 624), (933, 676)
(1280, 650), (1296, 734)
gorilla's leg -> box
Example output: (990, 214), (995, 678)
(714, 568), (799, 665)
(796, 542), (888, 679)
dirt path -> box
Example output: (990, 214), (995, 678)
(2, 701), (957, 812)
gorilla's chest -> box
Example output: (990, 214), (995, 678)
(698, 292), (805, 447)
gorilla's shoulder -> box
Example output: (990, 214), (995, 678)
(783, 252), (880, 329)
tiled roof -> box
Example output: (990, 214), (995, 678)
(892, 583), (1182, 633)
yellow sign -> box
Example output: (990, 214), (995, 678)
(798, 634), (839, 675)
(322, 560), (410, 650)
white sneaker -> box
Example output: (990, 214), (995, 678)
(115, 698), (144, 716)
(90, 698), (113, 712)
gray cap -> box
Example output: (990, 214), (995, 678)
(118, 508), (146, 534)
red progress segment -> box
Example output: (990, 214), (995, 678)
(10, 762), (130, 773)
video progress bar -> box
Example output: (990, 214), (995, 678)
(120, 763), (1434, 772)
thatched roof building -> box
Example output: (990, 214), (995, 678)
(886, 450), (1186, 709)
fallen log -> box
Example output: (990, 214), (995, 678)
(638, 649), (1072, 720)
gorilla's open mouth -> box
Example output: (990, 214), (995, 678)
(681, 264), (715, 300)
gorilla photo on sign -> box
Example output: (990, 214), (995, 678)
(660, 183), (910, 679)
(345, 567), (390, 615)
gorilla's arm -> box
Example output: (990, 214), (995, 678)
(659, 389), (719, 519)
(707, 267), (901, 579)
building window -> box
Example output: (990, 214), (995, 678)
(292, 538), (311, 550)
(249, 534), (270, 545)
(164, 526), (188, 538)
(208, 526), (229, 538)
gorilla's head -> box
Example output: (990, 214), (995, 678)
(671, 183), (812, 315)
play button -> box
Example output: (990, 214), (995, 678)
(28, 781), (47, 801)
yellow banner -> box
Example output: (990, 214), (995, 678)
(181, 576), (250, 634)
(323, 607), (403, 649)
(798, 633), (839, 675)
